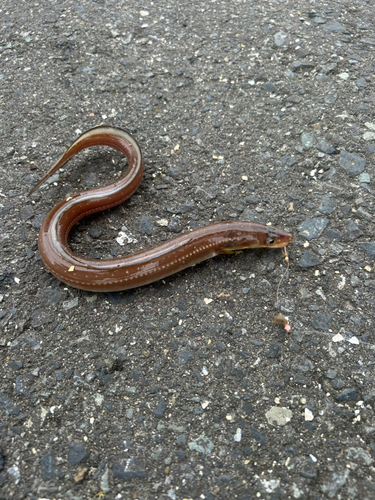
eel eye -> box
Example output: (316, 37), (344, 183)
(266, 237), (275, 245)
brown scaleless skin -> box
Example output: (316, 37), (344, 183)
(30, 126), (292, 292)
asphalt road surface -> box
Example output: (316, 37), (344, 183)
(1, 0), (375, 498)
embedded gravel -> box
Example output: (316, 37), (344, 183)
(1, 0), (375, 499)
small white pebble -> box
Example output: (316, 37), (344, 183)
(348, 336), (359, 345)
(203, 298), (213, 305)
(332, 333), (344, 342)
(234, 428), (242, 442)
(305, 408), (314, 421)
(156, 219), (169, 227)
(116, 230), (138, 246)
(338, 276), (346, 290)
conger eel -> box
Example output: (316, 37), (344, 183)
(30, 126), (292, 292)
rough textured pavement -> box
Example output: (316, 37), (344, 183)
(1, 0), (375, 498)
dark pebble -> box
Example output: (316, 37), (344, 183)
(303, 421), (316, 431)
(215, 342), (226, 352)
(104, 402), (113, 412)
(290, 60), (315, 71)
(176, 450), (187, 460)
(41, 288), (67, 306)
(332, 379), (345, 390)
(359, 242), (375, 257)
(292, 359), (314, 372)
(32, 213), (47, 229)
(250, 427), (266, 445)
(166, 202), (194, 215)
(8, 361), (23, 371)
(318, 195), (337, 215)
(168, 218), (180, 232)
(325, 94), (337, 104)
(356, 77), (367, 88)
(340, 205), (351, 216)
(68, 443), (88, 466)
(298, 217), (328, 240)
(325, 229), (342, 241)
(336, 388), (359, 401)
(41, 450), (55, 480)
(88, 227), (103, 239)
(282, 155), (297, 167)
(168, 166), (181, 177)
(262, 81), (277, 93)
(243, 403), (254, 415)
(326, 369), (337, 379)
(347, 221), (363, 240)
(339, 151), (366, 175)
(19, 205), (35, 221)
(324, 21), (349, 34)
(241, 209), (265, 224)
(178, 349), (194, 365)
(176, 435), (186, 447)
(15, 376), (31, 396)
(155, 397), (166, 418)
(311, 311), (331, 330)
(364, 392), (375, 404)
(316, 139), (338, 155)
(138, 216), (154, 235)
(265, 343), (281, 359)
(299, 250), (322, 268)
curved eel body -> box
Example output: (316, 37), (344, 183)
(30, 126), (292, 292)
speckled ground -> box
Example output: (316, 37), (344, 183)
(1, 0), (375, 498)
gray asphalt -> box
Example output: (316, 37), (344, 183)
(1, 0), (375, 498)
